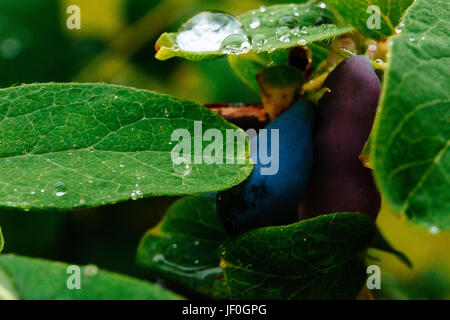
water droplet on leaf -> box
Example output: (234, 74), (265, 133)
(249, 18), (260, 29)
(173, 161), (192, 176)
(252, 34), (268, 48)
(220, 34), (251, 54)
(176, 12), (246, 52)
(54, 181), (67, 197)
(278, 16), (298, 29)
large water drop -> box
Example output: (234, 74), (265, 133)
(176, 12), (246, 52)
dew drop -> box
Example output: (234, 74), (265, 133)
(278, 16), (298, 29)
(262, 15), (276, 26)
(54, 181), (67, 197)
(249, 17), (260, 29)
(220, 34), (251, 54)
(279, 34), (291, 43)
(176, 12), (246, 52)
(395, 22), (404, 34)
(194, 259), (199, 265)
(276, 26), (292, 43)
(276, 26), (290, 36)
(131, 189), (143, 200)
(252, 34), (268, 48)
(172, 243), (178, 249)
(173, 161), (192, 176)
(297, 39), (308, 46)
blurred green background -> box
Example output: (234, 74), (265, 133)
(0, 0), (448, 300)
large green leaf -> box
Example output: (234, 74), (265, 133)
(0, 83), (252, 211)
(220, 213), (408, 300)
(372, 0), (450, 230)
(0, 254), (182, 300)
(323, 0), (414, 39)
(137, 195), (229, 298)
(156, 4), (353, 61)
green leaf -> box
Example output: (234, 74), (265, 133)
(137, 195), (229, 298)
(156, 4), (353, 61)
(323, 0), (414, 39)
(371, 0), (450, 230)
(220, 213), (408, 300)
(0, 83), (252, 211)
(0, 254), (182, 300)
